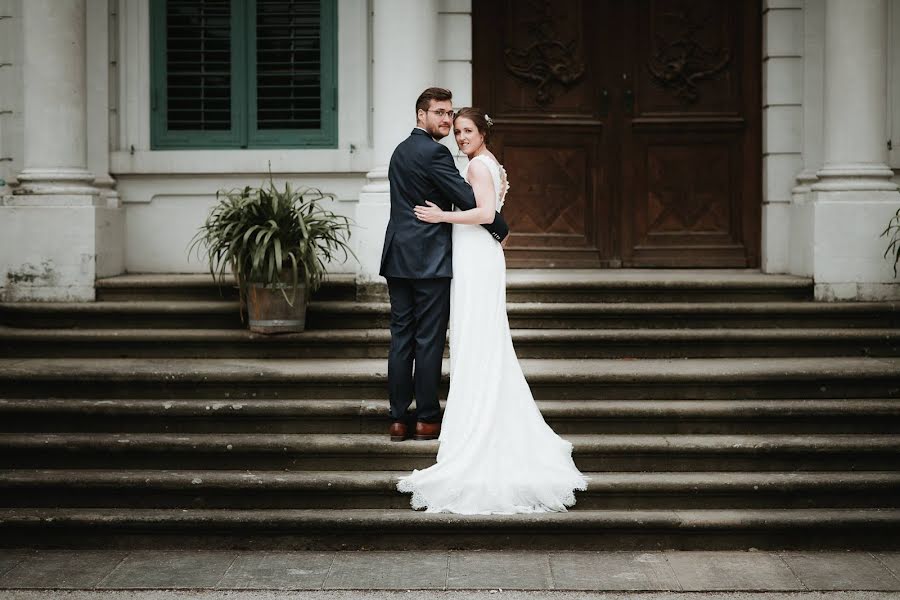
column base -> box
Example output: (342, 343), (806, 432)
(14, 168), (100, 197)
(355, 187), (390, 290)
(807, 189), (900, 301)
(3, 193), (103, 207)
(761, 201), (791, 273)
(812, 164), (899, 192)
(0, 200), (125, 302)
(354, 167), (391, 291)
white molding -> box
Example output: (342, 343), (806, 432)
(765, 0), (802, 9)
(763, 6), (803, 58)
(114, 0), (372, 175)
(110, 147), (373, 176)
(438, 0), (470, 12)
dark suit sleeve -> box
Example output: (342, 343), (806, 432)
(429, 144), (476, 210)
(429, 144), (510, 243)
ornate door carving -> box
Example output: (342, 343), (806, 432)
(474, 0), (612, 267)
(619, 0), (760, 266)
(473, 0), (761, 268)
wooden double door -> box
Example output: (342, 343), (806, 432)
(473, 0), (761, 268)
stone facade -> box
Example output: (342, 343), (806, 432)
(1, 0), (899, 300)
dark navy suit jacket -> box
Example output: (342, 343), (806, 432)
(379, 129), (510, 279)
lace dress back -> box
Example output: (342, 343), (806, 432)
(396, 154), (588, 514)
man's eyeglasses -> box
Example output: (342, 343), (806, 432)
(425, 109), (455, 119)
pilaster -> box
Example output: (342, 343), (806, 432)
(356, 0), (439, 285)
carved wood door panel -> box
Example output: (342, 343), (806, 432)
(473, 0), (613, 268)
(619, 0), (761, 267)
(473, 0), (761, 268)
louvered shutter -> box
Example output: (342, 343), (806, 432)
(249, 0), (336, 146)
(150, 0), (336, 149)
(151, 0), (244, 147)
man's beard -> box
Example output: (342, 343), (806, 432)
(427, 125), (448, 141)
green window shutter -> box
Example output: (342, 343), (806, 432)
(150, 0), (336, 150)
(248, 0), (337, 147)
(150, 0), (246, 148)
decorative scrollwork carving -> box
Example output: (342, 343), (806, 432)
(647, 8), (731, 103)
(504, 0), (584, 107)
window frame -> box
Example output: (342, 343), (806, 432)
(149, 0), (337, 150)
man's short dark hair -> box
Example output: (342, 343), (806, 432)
(416, 87), (453, 114)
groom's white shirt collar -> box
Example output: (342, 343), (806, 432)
(414, 127), (428, 133)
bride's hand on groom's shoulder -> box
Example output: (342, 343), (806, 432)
(414, 200), (444, 223)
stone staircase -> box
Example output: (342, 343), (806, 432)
(0, 270), (899, 550)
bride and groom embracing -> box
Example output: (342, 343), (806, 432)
(379, 87), (588, 515)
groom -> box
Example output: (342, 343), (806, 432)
(380, 87), (509, 442)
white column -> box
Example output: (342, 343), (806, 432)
(13, 0), (98, 199)
(0, 0), (124, 301)
(356, 0), (438, 288)
(87, 0), (120, 207)
(806, 0), (900, 300)
(813, 0), (896, 191)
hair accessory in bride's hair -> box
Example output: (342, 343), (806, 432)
(484, 113), (494, 127)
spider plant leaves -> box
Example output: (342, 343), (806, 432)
(189, 176), (356, 311)
(882, 207), (900, 277)
(274, 237), (283, 274)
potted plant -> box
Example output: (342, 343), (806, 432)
(190, 176), (355, 334)
(884, 207), (900, 277)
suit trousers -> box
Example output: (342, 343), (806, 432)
(386, 276), (450, 423)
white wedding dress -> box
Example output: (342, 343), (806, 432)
(397, 154), (588, 514)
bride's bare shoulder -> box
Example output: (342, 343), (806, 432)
(466, 156), (491, 178)
(482, 152), (502, 167)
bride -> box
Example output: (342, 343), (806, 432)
(397, 107), (588, 514)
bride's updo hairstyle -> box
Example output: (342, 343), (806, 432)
(453, 107), (493, 145)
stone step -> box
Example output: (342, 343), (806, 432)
(5, 300), (896, 330)
(0, 507), (896, 550)
(93, 270), (813, 303)
(94, 273), (358, 302)
(2, 398), (898, 435)
(504, 270), (813, 303)
(0, 301), (244, 329)
(2, 469), (898, 510)
(1, 433), (897, 471)
(309, 301), (900, 331)
(1, 357), (897, 400)
(3, 327), (897, 359)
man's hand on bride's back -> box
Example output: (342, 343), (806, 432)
(414, 200), (445, 223)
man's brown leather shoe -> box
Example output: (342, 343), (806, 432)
(414, 421), (441, 440)
(389, 421), (409, 442)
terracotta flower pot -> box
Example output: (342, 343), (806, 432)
(246, 281), (307, 334)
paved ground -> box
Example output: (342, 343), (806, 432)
(0, 549), (898, 595)
(1, 592), (899, 600)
